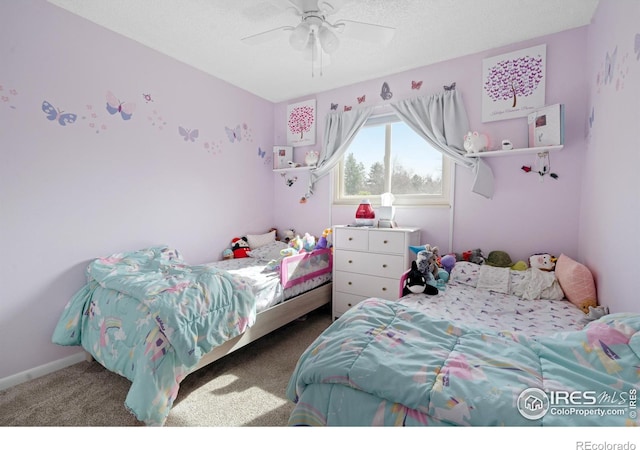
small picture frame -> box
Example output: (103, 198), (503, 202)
(273, 146), (292, 169)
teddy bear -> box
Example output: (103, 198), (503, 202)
(282, 229), (295, 243)
(231, 237), (251, 258)
(403, 261), (439, 296)
(579, 305), (610, 325)
(463, 131), (490, 153)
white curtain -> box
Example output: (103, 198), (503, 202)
(303, 88), (494, 201)
(390, 89), (494, 199)
(303, 106), (374, 200)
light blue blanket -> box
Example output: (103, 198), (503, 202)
(287, 298), (640, 426)
(52, 246), (256, 425)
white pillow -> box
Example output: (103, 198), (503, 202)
(449, 261), (481, 287)
(247, 240), (288, 261)
(246, 230), (276, 249)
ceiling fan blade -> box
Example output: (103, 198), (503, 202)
(241, 26), (294, 45)
(318, 0), (346, 15)
(335, 19), (395, 46)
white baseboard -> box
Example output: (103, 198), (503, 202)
(0, 352), (86, 391)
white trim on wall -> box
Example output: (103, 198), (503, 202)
(0, 352), (86, 391)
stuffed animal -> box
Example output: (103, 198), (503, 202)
(302, 232), (316, 252)
(231, 237), (251, 258)
(416, 250), (438, 282)
(529, 253), (556, 271)
(222, 248), (234, 260)
(281, 229), (295, 243)
(403, 261), (439, 296)
(315, 228), (332, 249)
(456, 249), (485, 265)
(440, 254), (456, 273)
(579, 305), (610, 325)
(463, 131), (490, 153)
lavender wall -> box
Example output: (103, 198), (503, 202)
(274, 28), (588, 265)
(580, 0), (639, 313)
(0, 1), (276, 379)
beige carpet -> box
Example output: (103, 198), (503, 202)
(0, 304), (331, 427)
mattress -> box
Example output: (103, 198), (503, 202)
(207, 256), (331, 312)
(399, 280), (585, 337)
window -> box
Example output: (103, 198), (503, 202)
(333, 114), (451, 206)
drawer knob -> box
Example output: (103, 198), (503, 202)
(383, 240), (388, 244)
(382, 287), (387, 291)
(348, 237), (353, 241)
(348, 260), (353, 264)
(348, 281), (352, 285)
(347, 303), (352, 307)
(382, 264), (387, 268)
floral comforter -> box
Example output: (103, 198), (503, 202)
(52, 246), (256, 425)
(287, 299), (640, 426)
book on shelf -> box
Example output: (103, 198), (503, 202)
(528, 103), (565, 147)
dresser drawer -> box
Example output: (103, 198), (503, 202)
(333, 227), (368, 251)
(332, 292), (368, 317)
(334, 271), (397, 300)
(334, 249), (405, 278)
(368, 230), (407, 254)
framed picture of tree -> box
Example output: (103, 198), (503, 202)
(482, 44), (546, 123)
(286, 99), (316, 147)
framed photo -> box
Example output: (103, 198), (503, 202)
(286, 99), (316, 147)
(273, 146), (292, 169)
(528, 103), (565, 147)
(482, 44), (546, 122)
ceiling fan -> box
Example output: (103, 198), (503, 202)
(241, 0), (396, 62)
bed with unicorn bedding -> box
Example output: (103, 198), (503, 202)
(286, 299), (640, 426)
(52, 243), (332, 426)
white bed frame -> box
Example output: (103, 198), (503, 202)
(84, 282), (332, 374)
(190, 281), (331, 373)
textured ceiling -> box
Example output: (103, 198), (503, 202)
(47, 0), (599, 103)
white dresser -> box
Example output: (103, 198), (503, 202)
(332, 225), (420, 320)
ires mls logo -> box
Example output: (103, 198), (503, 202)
(517, 388), (637, 420)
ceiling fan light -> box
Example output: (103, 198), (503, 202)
(289, 22), (310, 50)
(318, 26), (339, 53)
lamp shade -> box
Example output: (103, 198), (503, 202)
(318, 25), (339, 53)
(289, 22), (310, 50)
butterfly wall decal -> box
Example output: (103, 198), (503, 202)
(178, 126), (198, 142)
(106, 91), (135, 120)
(380, 82), (393, 100)
(330, 103), (338, 110)
(225, 125), (242, 143)
(588, 107), (595, 129)
(42, 100), (77, 126)
(443, 82), (456, 91)
(357, 95), (366, 104)
(634, 33), (640, 60)
(411, 80), (423, 90)
(344, 105), (352, 112)
(604, 47), (617, 85)
(258, 147), (265, 158)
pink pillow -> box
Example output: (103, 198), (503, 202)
(555, 254), (597, 313)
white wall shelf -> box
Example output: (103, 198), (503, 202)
(273, 165), (314, 174)
(465, 145), (563, 158)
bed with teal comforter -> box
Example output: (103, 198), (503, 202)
(286, 298), (640, 426)
(52, 246), (257, 426)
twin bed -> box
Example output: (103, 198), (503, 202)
(52, 242), (332, 426)
(286, 261), (640, 426)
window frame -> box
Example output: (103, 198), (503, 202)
(332, 113), (451, 207)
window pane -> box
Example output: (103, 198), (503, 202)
(390, 122), (443, 195)
(342, 124), (386, 196)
